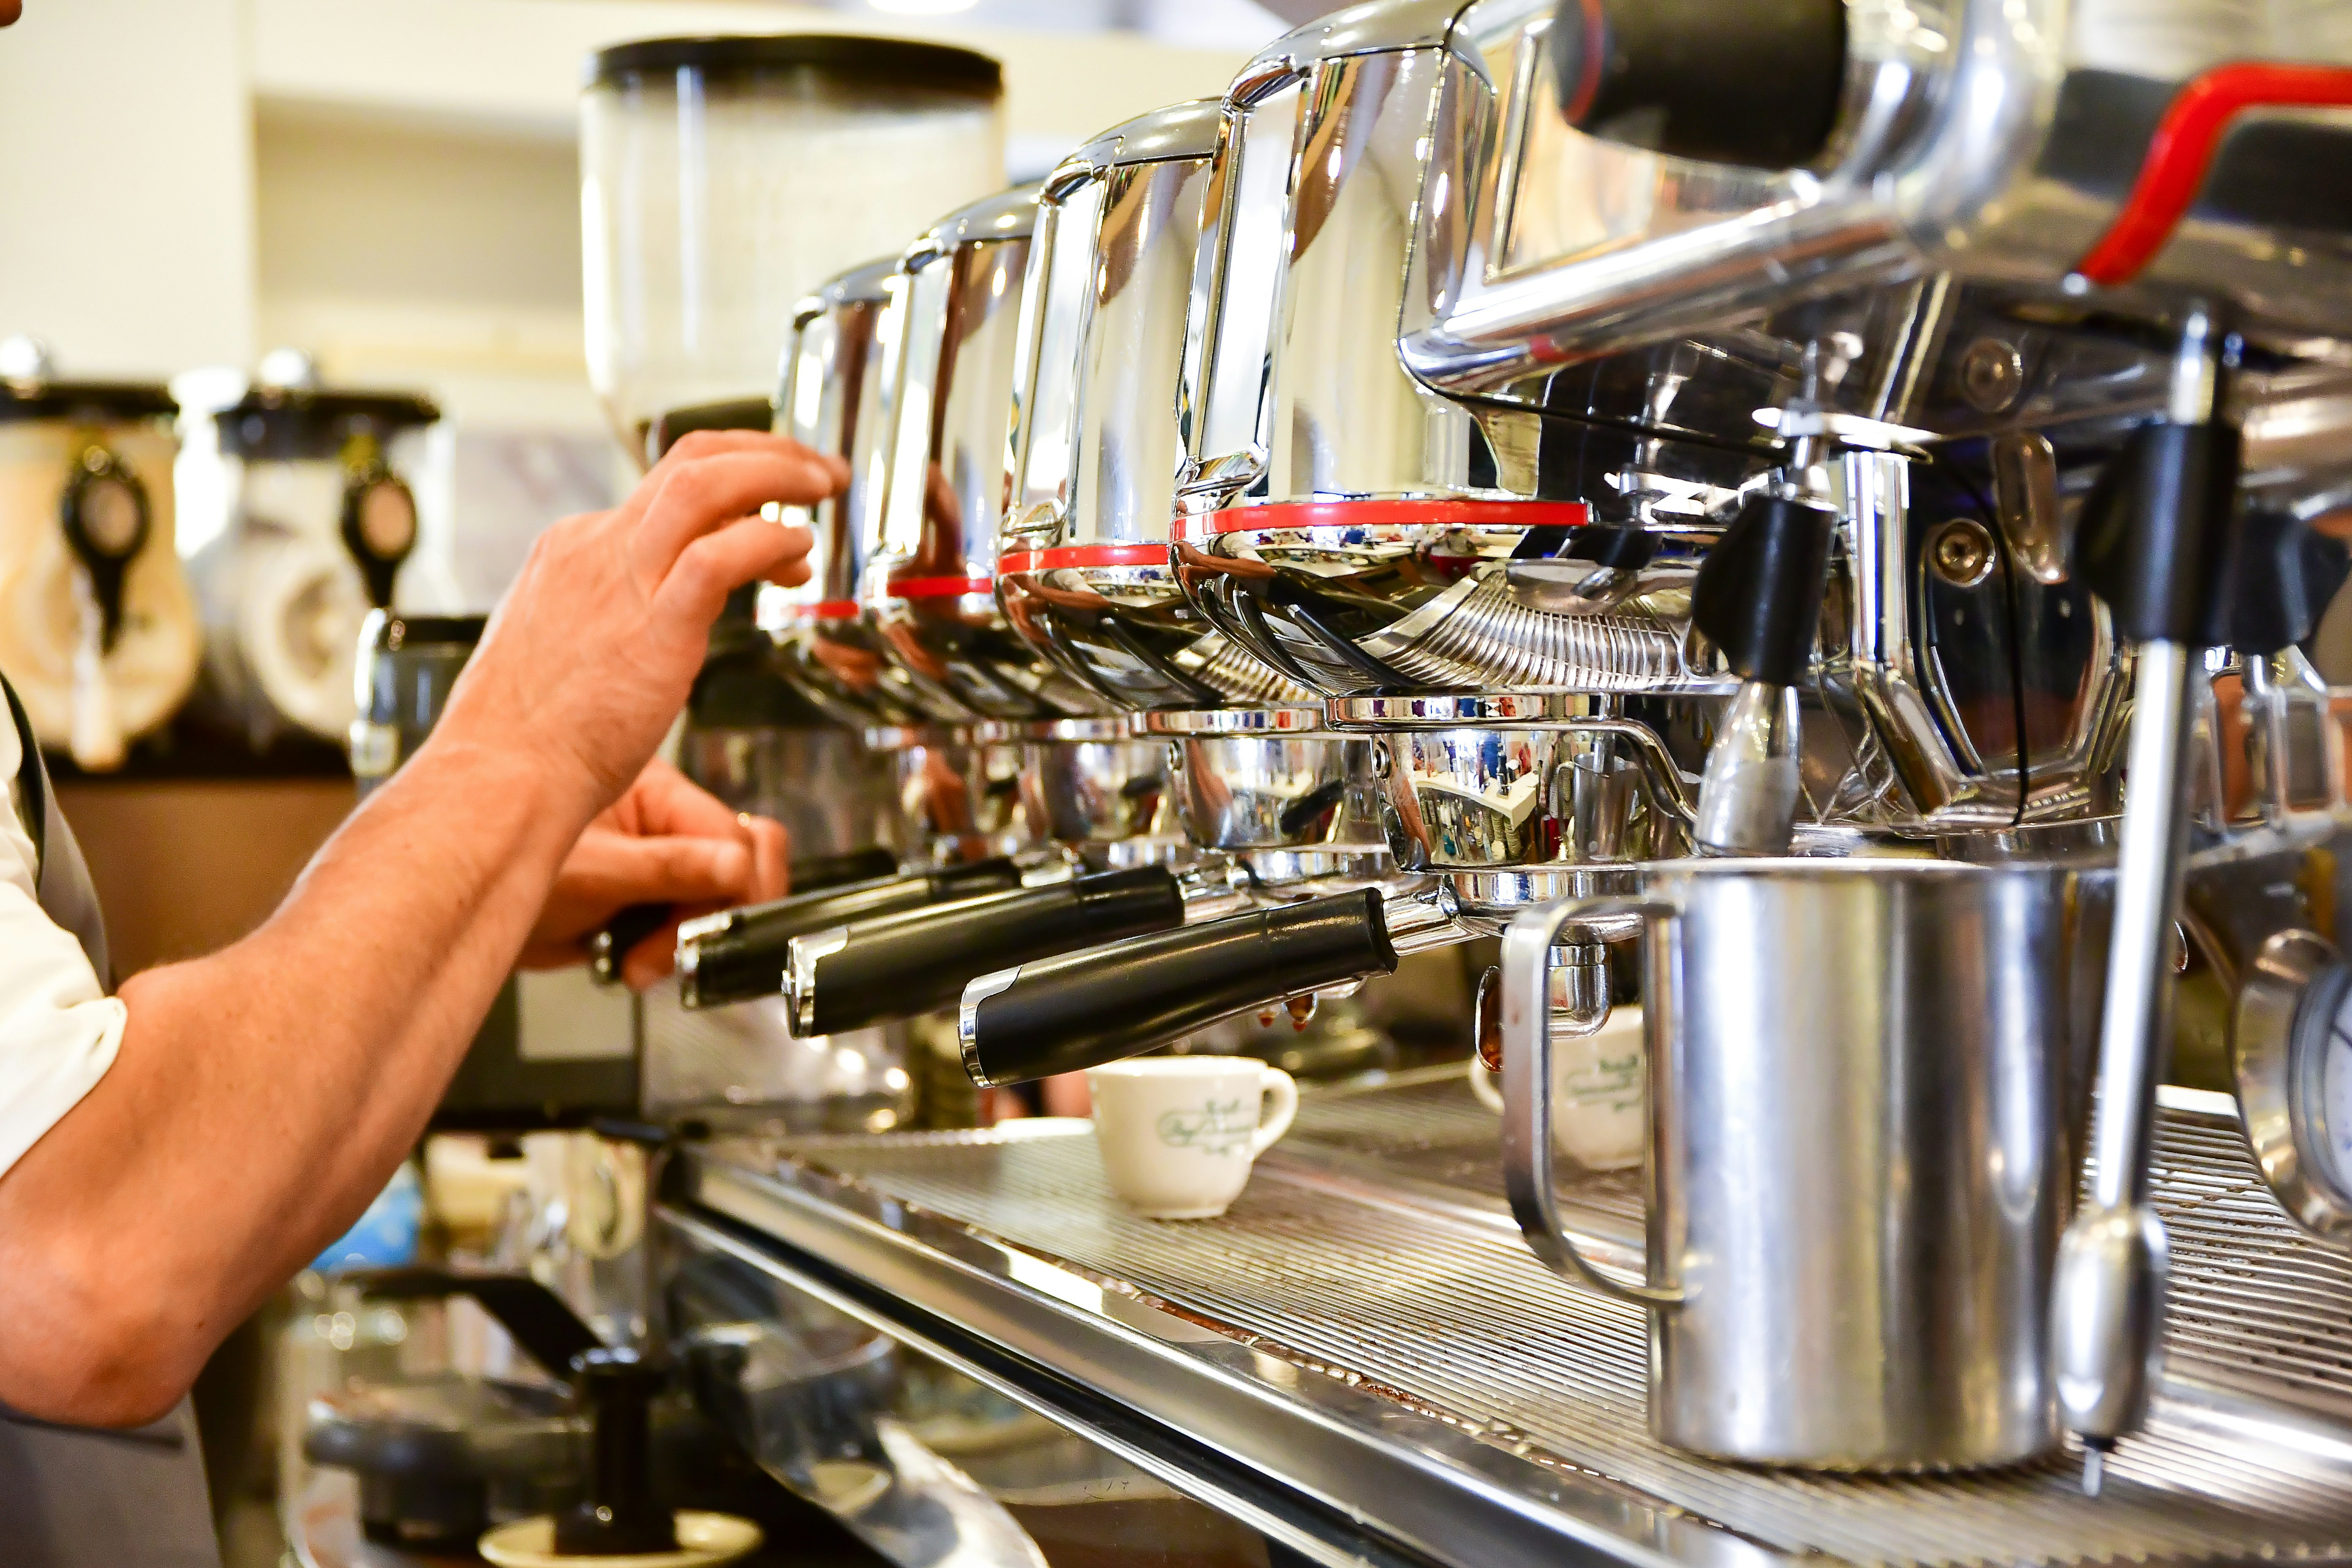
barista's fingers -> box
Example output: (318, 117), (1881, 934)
(654, 514), (814, 629)
(560, 830), (755, 910)
(765, 554), (814, 589)
(606, 429), (802, 524)
(630, 446), (834, 588)
(620, 758), (745, 841)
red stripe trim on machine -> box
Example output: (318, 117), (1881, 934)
(769, 598), (862, 622)
(2077, 62), (2352, 285)
(998, 544), (1172, 574)
(1179, 497), (1594, 539)
(886, 574), (996, 599)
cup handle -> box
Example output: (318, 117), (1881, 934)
(1249, 1065), (1299, 1158)
(1502, 896), (1684, 1309)
(1467, 1054), (1505, 1112)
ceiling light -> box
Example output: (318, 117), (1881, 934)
(864, 0), (980, 15)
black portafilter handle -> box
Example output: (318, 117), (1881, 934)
(1551, 0), (1847, 170)
(787, 866), (1186, 1039)
(593, 844), (907, 988)
(674, 855), (1023, 1007)
(959, 889), (1400, 1088)
(557, 1346), (677, 1557)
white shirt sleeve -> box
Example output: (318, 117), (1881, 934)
(0, 715), (127, 1179)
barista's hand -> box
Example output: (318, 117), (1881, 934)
(436, 430), (846, 815)
(522, 758), (790, 989)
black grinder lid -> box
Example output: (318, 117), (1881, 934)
(587, 33), (1002, 98)
(217, 386), (441, 463)
(0, 378), (177, 426)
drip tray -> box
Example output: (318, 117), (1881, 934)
(678, 1068), (2352, 1568)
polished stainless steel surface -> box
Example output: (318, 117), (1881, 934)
(1505, 858), (2095, 1470)
(671, 1078), (2352, 1568)
(1407, 0), (2352, 398)
(667, 1230), (1171, 1568)
(1347, 697), (1694, 879)
(680, 720), (900, 865)
(984, 718), (1186, 862)
(866, 186), (1108, 725)
(1171, 8), (1743, 702)
(1181, 38), (1464, 512)
(1689, 682), (1800, 855)
(768, 257), (958, 728)
(2243, 650), (2343, 822)
(997, 98), (1313, 713)
(1144, 710), (1389, 856)
(1834, 443), (2127, 827)
(874, 726), (1035, 863)
(2230, 927), (2352, 1239)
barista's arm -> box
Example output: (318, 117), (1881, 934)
(0, 431), (842, 1427)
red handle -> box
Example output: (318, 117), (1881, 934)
(2077, 61), (2352, 286)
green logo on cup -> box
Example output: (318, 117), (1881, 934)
(1157, 1098), (1253, 1156)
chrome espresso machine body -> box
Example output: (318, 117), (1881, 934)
(713, 165), (1454, 1053)
(656, 0), (2352, 1562)
(956, 0), (2158, 1080)
(671, 251), (1062, 1029)
(997, 100), (1393, 885)
(686, 195), (1197, 1045)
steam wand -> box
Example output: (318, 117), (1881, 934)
(1691, 376), (1926, 852)
(2051, 305), (2243, 1494)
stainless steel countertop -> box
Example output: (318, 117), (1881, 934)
(663, 1069), (2352, 1568)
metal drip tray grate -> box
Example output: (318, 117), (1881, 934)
(762, 1073), (2352, 1568)
(2147, 1111), (2352, 1404)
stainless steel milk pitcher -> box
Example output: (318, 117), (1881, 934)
(1501, 857), (2101, 1470)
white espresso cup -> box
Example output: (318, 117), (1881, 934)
(1469, 1004), (1645, 1172)
(1086, 1057), (1299, 1220)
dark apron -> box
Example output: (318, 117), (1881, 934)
(0, 680), (221, 1567)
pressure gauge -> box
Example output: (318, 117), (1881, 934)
(2232, 928), (2352, 1240)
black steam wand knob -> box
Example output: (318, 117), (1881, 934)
(1551, 0), (1848, 170)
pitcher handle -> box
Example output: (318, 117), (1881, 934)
(1501, 895), (1685, 1309)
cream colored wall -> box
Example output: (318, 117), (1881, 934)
(248, 0), (1248, 149)
(255, 106), (597, 431)
(0, 0), (255, 377)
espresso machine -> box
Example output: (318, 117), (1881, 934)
(651, 1), (2352, 1564)
(583, 34), (1022, 1129)
(676, 249), (1074, 1041)
(693, 193), (1206, 1052)
(705, 165), (1465, 1061)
